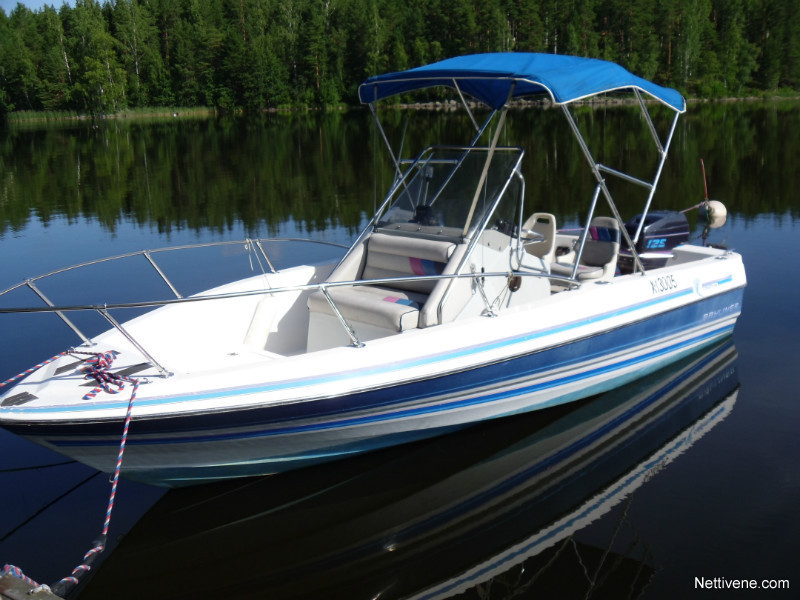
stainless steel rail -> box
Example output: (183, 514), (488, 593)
(0, 238), (346, 299)
(0, 270), (574, 316)
(0, 238), (349, 374)
(1, 268), (576, 366)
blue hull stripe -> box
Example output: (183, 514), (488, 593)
(139, 337), (739, 485)
(16, 284), (730, 416)
(125, 323), (733, 446)
(47, 319), (735, 449)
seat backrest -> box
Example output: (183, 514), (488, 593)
(361, 233), (457, 294)
(582, 216), (620, 267)
(522, 212), (556, 263)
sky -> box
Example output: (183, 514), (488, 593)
(1, 1), (74, 13)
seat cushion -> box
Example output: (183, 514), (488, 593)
(307, 285), (427, 332)
(551, 261), (604, 280)
(361, 233), (456, 294)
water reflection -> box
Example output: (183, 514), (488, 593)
(79, 339), (738, 600)
(0, 113), (377, 238)
(2, 103), (799, 242)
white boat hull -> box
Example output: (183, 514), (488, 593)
(0, 247), (745, 486)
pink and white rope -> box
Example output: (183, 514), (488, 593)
(2, 348), (141, 597)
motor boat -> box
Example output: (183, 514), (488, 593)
(0, 53), (746, 487)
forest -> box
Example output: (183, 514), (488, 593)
(1, 0), (800, 117)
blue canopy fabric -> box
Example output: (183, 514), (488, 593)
(359, 53), (685, 113)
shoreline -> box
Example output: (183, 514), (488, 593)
(4, 95), (800, 125)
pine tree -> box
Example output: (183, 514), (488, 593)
(112, 0), (168, 107)
(65, 0), (127, 113)
(2, 5), (42, 111)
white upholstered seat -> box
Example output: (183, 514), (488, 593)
(307, 233), (457, 338)
(522, 212), (557, 264)
(551, 216), (620, 281)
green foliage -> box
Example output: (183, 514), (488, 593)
(1, 0), (800, 116)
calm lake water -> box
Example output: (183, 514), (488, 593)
(1, 102), (799, 599)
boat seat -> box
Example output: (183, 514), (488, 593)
(551, 216), (620, 281)
(307, 233), (457, 338)
(521, 212), (556, 263)
(307, 285), (428, 332)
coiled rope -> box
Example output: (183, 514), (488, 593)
(1, 349), (140, 597)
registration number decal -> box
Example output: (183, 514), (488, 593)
(650, 275), (678, 294)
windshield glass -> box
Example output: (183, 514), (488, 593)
(376, 146), (524, 239)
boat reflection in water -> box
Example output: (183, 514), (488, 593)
(81, 339), (739, 600)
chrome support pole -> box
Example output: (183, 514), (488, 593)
(143, 250), (182, 299)
(571, 185), (602, 280)
(463, 84), (515, 237)
(455, 149), (526, 271)
(254, 240), (278, 274)
(469, 109), (498, 147)
(596, 164), (654, 189)
(97, 308), (171, 377)
(26, 280), (93, 346)
(244, 238), (270, 275)
(368, 101), (419, 226)
(631, 110), (681, 247)
(320, 287), (364, 348)
(475, 274), (497, 317)
(453, 79), (480, 132)
(635, 89), (665, 154)
(561, 104), (645, 275)
(514, 168), (527, 267)
(369, 102), (404, 181)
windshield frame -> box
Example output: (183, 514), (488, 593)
(374, 145), (526, 244)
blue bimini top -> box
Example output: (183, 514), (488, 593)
(358, 53), (686, 113)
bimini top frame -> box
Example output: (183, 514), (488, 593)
(359, 52), (686, 276)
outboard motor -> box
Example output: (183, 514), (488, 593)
(618, 210), (689, 273)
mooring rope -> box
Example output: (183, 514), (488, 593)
(1, 349), (140, 597)
(0, 350), (72, 388)
(52, 350), (140, 597)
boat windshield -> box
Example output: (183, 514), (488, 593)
(376, 146), (524, 240)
